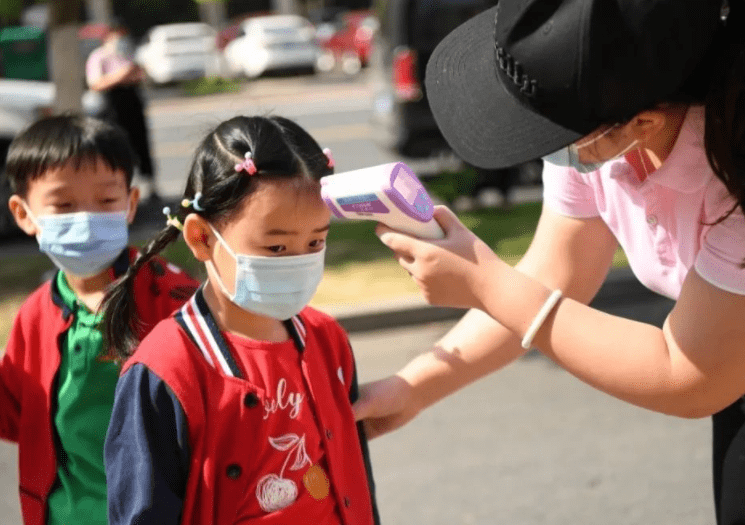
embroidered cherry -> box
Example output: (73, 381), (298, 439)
(256, 433), (312, 513)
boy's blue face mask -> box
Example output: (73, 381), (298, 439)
(24, 205), (129, 277)
(207, 225), (325, 320)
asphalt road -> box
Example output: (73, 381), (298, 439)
(147, 71), (399, 199)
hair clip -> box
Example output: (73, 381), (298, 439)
(180, 192), (204, 212)
(323, 148), (334, 168)
(235, 151), (257, 175)
(162, 206), (184, 231)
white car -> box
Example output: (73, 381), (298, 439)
(223, 15), (320, 79)
(136, 23), (219, 84)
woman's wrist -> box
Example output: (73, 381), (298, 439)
(476, 260), (555, 343)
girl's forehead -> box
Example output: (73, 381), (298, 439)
(227, 178), (328, 230)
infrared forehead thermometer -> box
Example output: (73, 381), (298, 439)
(320, 162), (444, 239)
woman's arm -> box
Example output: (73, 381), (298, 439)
(88, 63), (141, 92)
(105, 364), (190, 525)
(355, 206), (619, 437)
(538, 268), (745, 418)
(381, 206), (745, 420)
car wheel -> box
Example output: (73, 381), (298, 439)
(316, 50), (336, 72)
(341, 52), (362, 75)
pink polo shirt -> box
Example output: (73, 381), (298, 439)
(542, 105), (745, 300)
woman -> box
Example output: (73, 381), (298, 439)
(352, 0), (745, 523)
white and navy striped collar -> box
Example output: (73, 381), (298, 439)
(175, 287), (306, 379)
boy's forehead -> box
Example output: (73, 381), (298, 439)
(28, 159), (129, 193)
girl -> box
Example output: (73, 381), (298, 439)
(352, 0), (745, 523)
(101, 116), (379, 525)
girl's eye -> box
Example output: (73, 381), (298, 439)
(309, 239), (325, 248)
(54, 203), (72, 210)
(267, 245), (286, 254)
(100, 198), (118, 204)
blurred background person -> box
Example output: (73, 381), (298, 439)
(85, 21), (161, 207)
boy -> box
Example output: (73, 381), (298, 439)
(2, 115), (197, 525)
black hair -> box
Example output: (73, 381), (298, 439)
(701, 1), (745, 226)
(100, 115), (333, 360)
(4, 114), (135, 197)
(607, 2), (745, 226)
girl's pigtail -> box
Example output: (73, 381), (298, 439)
(100, 223), (182, 360)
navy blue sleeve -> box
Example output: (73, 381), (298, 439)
(105, 363), (190, 525)
(347, 342), (381, 525)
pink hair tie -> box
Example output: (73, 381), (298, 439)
(235, 151), (257, 175)
(323, 148), (334, 169)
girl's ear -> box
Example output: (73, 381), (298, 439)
(8, 195), (39, 236)
(183, 213), (213, 262)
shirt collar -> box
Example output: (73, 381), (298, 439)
(610, 105), (713, 193)
(51, 248), (131, 320)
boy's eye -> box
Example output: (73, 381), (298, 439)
(100, 198), (118, 204)
(54, 203), (73, 209)
(267, 245), (286, 254)
(309, 239), (325, 248)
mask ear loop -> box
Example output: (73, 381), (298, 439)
(205, 224), (239, 300)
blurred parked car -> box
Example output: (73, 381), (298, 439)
(370, 0), (492, 160)
(316, 10), (378, 75)
(223, 15), (320, 79)
(136, 23), (219, 85)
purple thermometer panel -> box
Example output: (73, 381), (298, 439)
(323, 196), (344, 218)
(384, 163), (433, 222)
(337, 193), (390, 214)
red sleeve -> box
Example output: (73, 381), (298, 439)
(134, 258), (199, 339)
(0, 313), (25, 442)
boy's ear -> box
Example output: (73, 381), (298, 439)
(8, 195), (39, 236)
(183, 213), (213, 262)
(126, 186), (141, 224)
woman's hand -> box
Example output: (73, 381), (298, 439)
(376, 206), (505, 310)
(353, 375), (421, 439)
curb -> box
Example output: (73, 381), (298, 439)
(326, 266), (671, 333)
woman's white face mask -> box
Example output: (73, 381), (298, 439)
(543, 126), (639, 173)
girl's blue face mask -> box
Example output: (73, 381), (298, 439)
(208, 225), (325, 320)
(543, 126), (638, 173)
(24, 205), (129, 277)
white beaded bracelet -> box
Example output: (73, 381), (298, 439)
(521, 289), (563, 350)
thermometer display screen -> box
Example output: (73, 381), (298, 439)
(392, 168), (421, 205)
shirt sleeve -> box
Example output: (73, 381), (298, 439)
(0, 316), (24, 442)
(694, 205), (745, 295)
(346, 340), (381, 525)
(85, 49), (104, 87)
(541, 162), (600, 218)
(105, 363), (190, 525)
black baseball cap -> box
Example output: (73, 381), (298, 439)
(425, 0), (722, 169)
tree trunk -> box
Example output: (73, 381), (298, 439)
(86, 0), (112, 25)
(49, 0), (84, 113)
(198, 0), (227, 30)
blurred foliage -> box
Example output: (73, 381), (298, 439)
(180, 75), (244, 96)
(422, 167), (480, 204)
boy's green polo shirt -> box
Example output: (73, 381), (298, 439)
(47, 271), (120, 525)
